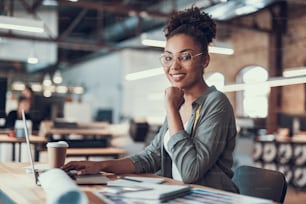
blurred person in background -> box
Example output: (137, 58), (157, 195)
(22, 85), (48, 131)
(5, 96), (31, 129)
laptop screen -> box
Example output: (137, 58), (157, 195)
(22, 109), (39, 185)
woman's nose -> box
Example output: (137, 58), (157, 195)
(170, 58), (181, 70)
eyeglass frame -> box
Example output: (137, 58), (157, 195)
(159, 52), (205, 68)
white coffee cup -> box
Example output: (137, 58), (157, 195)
(47, 141), (69, 169)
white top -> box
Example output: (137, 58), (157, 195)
(163, 121), (189, 181)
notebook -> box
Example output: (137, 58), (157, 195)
(98, 180), (191, 202)
(22, 109), (110, 185)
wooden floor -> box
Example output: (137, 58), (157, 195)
(284, 187), (306, 204)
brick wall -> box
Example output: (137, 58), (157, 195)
(206, 6), (306, 117)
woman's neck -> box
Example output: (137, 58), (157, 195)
(183, 83), (208, 104)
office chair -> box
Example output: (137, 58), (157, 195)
(232, 165), (287, 203)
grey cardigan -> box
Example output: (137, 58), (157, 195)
(129, 86), (238, 193)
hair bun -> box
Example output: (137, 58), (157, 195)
(164, 6), (216, 48)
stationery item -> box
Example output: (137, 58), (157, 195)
(68, 172), (111, 185)
(116, 176), (165, 184)
(101, 186), (153, 194)
(105, 180), (191, 202)
(39, 168), (88, 204)
(169, 188), (274, 204)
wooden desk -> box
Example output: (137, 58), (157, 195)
(66, 147), (127, 159)
(0, 163), (277, 204)
(40, 121), (112, 139)
(45, 128), (112, 138)
(0, 135), (47, 162)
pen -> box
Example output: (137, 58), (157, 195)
(119, 176), (142, 183)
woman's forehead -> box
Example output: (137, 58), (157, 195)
(165, 34), (200, 53)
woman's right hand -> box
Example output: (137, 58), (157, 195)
(164, 86), (184, 111)
(61, 161), (103, 175)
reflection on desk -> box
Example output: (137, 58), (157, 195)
(0, 163), (278, 204)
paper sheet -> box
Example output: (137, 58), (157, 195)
(39, 168), (88, 204)
(107, 177), (164, 186)
(106, 181), (190, 201)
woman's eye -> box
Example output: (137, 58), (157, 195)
(164, 56), (173, 61)
(180, 54), (192, 61)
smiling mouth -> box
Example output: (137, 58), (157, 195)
(170, 73), (185, 80)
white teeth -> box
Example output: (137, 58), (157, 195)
(172, 74), (184, 78)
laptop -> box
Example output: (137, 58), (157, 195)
(22, 110), (110, 185)
(22, 109), (41, 185)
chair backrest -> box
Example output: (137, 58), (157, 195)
(232, 165), (287, 203)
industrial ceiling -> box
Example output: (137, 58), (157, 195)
(0, 0), (305, 75)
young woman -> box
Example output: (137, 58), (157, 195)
(5, 96), (31, 129)
(62, 6), (238, 193)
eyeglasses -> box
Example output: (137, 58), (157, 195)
(160, 52), (204, 68)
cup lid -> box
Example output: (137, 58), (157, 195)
(47, 141), (69, 148)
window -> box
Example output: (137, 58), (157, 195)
(236, 66), (270, 118)
(205, 72), (225, 91)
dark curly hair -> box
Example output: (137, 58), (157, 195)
(163, 6), (216, 53)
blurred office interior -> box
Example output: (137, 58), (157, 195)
(0, 1), (306, 202)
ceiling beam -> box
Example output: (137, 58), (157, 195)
(18, 0), (54, 38)
(0, 32), (111, 51)
(60, 8), (89, 39)
(0, 32), (157, 52)
(31, 0), (43, 13)
(58, 0), (171, 19)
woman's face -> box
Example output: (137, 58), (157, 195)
(19, 100), (30, 112)
(162, 34), (208, 90)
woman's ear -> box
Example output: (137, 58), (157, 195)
(203, 54), (210, 68)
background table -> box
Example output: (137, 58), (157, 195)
(0, 135), (47, 162)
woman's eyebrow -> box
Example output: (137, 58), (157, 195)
(163, 48), (194, 54)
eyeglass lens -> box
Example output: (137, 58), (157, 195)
(160, 52), (203, 67)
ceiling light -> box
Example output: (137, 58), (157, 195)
(56, 85), (68, 94)
(71, 86), (85, 94)
(139, 11), (149, 18)
(42, 0), (58, 6)
(222, 75), (306, 93)
(53, 70), (63, 84)
(0, 16), (44, 33)
(27, 44), (39, 64)
(43, 89), (52, 97)
(43, 74), (52, 86)
(11, 81), (25, 91)
(283, 67), (306, 77)
(125, 67), (164, 81)
(235, 5), (257, 15)
(208, 46), (234, 55)
(141, 39), (234, 55)
(27, 56), (39, 64)
(142, 39), (166, 47)
(267, 76), (306, 87)
(31, 83), (43, 92)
